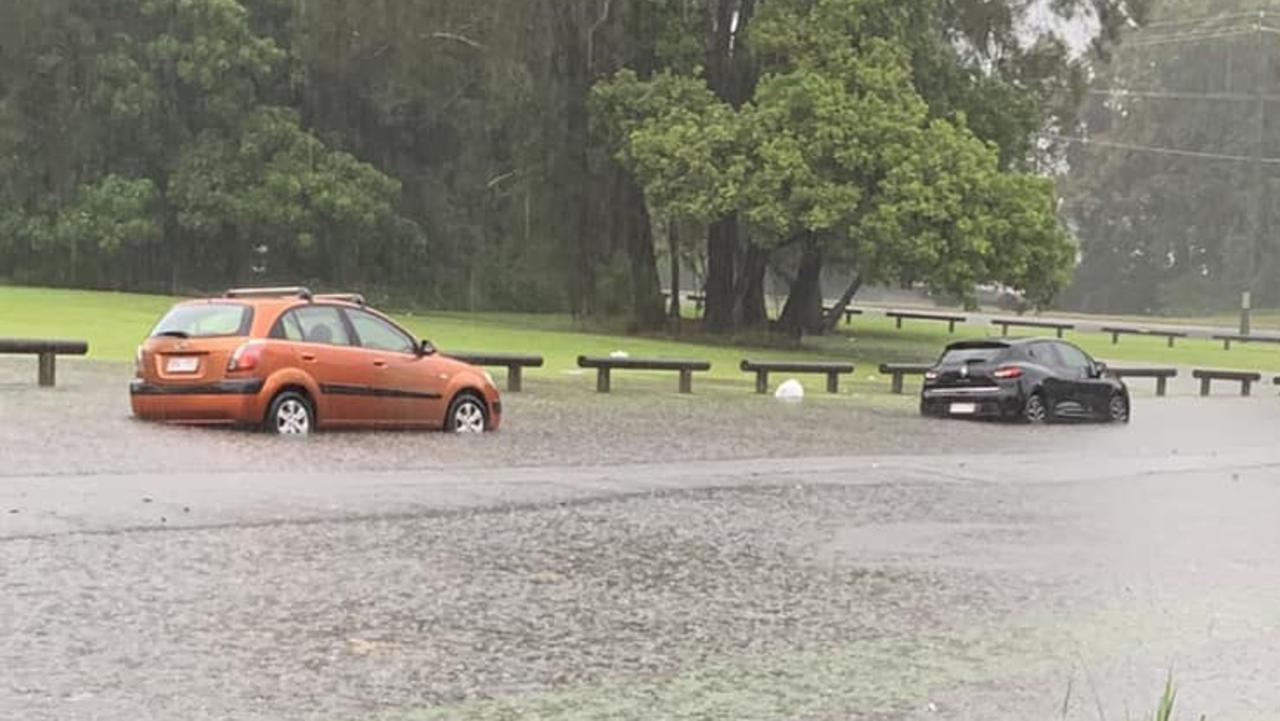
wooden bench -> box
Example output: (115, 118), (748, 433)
(1212, 334), (1280, 350)
(740, 360), (855, 394)
(886, 310), (966, 333)
(446, 352), (544, 392)
(1101, 326), (1188, 348)
(577, 356), (711, 394)
(991, 318), (1074, 338)
(1109, 367), (1177, 397)
(0, 339), (89, 387)
(823, 306), (864, 325)
(878, 363), (932, 394)
(1192, 369), (1263, 396)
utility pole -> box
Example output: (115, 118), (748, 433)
(1250, 8), (1267, 322)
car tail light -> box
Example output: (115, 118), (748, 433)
(228, 341), (266, 372)
(135, 346), (144, 376)
(993, 365), (1023, 380)
(924, 370), (939, 381)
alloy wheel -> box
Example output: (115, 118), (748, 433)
(1024, 394), (1048, 424)
(1109, 394), (1129, 423)
(275, 398), (311, 435)
(452, 399), (486, 434)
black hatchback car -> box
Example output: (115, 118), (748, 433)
(920, 338), (1130, 423)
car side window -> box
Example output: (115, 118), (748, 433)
(347, 309), (416, 354)
(1027, 342), (1062, 366)
(289, 306), (353, 346)
(1054, 342), (1093, 371)
(273, 311), (306, 341)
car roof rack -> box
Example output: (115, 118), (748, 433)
(224, 286), (314, 301)
(314, 293), (366, 306)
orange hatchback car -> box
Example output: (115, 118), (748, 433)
(130, 287), (501, 435)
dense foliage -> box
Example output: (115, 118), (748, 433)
(0, 0), (1144, 331)
(1063, 0), (1280, 315)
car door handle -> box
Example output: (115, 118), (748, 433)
(300, 353), (317, 362)
(373, 359), (387, 368)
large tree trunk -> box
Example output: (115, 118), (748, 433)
(820, 273), (863, 334)
(733, 242), (769, 329)
(776, 240), (825, 338)
(618, 170), (665, 329)
(703, 215), (739, 333)
(701, 0), (759, 334)
(668, 223), (681, 320)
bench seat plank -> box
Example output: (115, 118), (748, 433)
(740, 360), (855, 394)
(578, 356), (711, 394)
(0, 338), (90, 387)
(446, 352), (544, 392)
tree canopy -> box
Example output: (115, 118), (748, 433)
(0, 0), (1148, 330)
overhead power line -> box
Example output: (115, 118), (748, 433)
(1137, 11), (1260, 32)
(1121, 27), (1259, 48)
(1088, 88), (1280, 102)
(1042, 134), (1280, 165)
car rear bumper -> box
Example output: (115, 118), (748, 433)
(919, 385), (1022, 419)
(130, 379), (267, 424)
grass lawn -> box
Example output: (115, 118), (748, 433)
(3, 286), (1280, 396)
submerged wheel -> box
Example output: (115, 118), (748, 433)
(1108, 393), (1130, 424)
(266, 390), (313, 436)
(445, 393), (488, 434)
(1023, 393), (1049, 424)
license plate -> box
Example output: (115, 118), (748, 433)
(165, 356), (200, 373)
(949, 402), (977, 415)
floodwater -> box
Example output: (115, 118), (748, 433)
(2, 360), (1279, 720)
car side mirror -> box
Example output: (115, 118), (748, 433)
(1090, 362), (1107, 378)
(419, 339), (437, 357)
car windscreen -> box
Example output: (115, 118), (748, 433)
(938, 346), (1006, 365)
(150, 303), (252, 338)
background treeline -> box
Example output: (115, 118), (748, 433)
(0, 0), (1152, 332)
(1063, 0), (1280, 315)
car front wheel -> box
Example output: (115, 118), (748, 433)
(1108, 393), (1130, 424)
(445, 393), (488, 434)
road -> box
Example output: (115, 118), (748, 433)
(3, 360), (1280, 720)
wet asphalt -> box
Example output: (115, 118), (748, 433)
(2, 359), (1280, 720)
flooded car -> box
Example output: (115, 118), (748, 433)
(920, 338), (1130, 423)
(130, 287), (501, 435)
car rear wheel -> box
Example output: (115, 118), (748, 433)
(1023, 393), (1049, 424)
(445, 393), (488, 434)
(1108, 393), (1130, 423)
(266, 391), (313, 436)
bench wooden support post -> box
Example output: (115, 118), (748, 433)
(1055, 327), (1065, 339)
(596, 368), (611, 393)
(998, 322), (1010, 335)
(1242, 379), (1253, 397)
(1222, 338), (1232, 350)
(507, 365), (523, 392)
(1199, 377), (1211, 397)
(947, 320), (957, 333)
(1111, 331), (1120, 344)
(1156, 376), (1168, 397)
(754, 372), (768, 394)
(38, 352), (55, 387)
(890, 372), (905, 395)
(826, 373), (839, 394)
(678, 369), (693, 394)
(894, 316), (903, 330)
(1166, 336), (1176, 348)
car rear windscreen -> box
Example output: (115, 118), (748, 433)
(939, 346), (1005, 365)
(150, 304), (252, 338)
